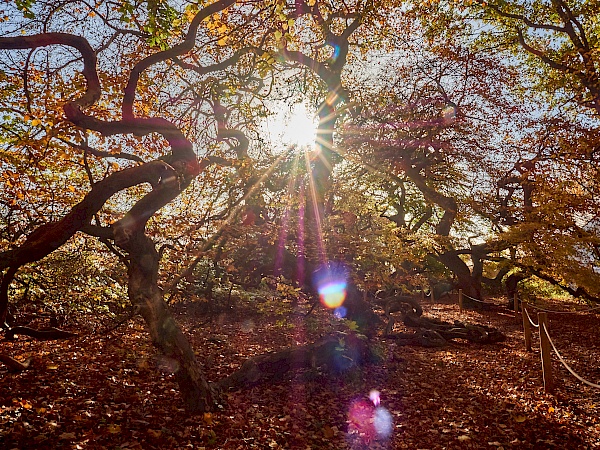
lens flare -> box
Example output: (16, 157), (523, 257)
(373, 407), (393, 439)
(318, 281), (347, 308)
(442, 105), (456, 123)
(312, 262), (349, 309)
(347, 393), (394, 445)
(334, 306), (347, 319)
(369, 389), (381, 406)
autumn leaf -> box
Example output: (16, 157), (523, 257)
(107, 424), (121, 434)
(59, 432), (76, 440)
(322, 424), (335, 438)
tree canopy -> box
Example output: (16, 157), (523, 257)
(1, 0), (600, 411)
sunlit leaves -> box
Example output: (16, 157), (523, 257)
(144, 0), (180, 49)
(15, 0), (34, 19)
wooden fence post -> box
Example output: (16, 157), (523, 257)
(458, 289), (463, 313)
(522, 305), (532, 352)
(538, 312), (554, 393)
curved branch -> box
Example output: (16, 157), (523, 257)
(486, 3), (567, 33)
(172, 47), (255, 76)
(516, 29), (575, 74)
(62, 105), (197, 165)
(403, 165), (457, 236)
(0, 33), (100, 108)
(0, 160), (177, 272)
(59, 138), (146, 164)
(122, 0), (237, 119)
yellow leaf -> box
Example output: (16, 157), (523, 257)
(203, 412), (213, 425)
(548, 406), (555, 413)
(107, 424), (121, 434)
(274, 30), (282, 40)
(47, 364), (58, 370)
(68, 186), (76, 192)
(31, 119), (41, 126)
(217, 37), (227, 46)
(513, 414), (527, 423)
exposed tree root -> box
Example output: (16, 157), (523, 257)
(0, 354), (33, 372)
(217, 331), (373, 390)
(386, 311), (505, 346)
(4, 326), (78, 341)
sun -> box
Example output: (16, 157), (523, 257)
(262, 102), (318, 150)
(282, 103), (318, 147)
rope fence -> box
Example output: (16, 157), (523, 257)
(543, 322), (600, 389)
(521, 302), (600, 314)
(457, 289), (488, 313)
(452, 288), (600, 392)
(521, 303), (600, 393)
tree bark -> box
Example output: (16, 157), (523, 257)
(124, 231), (218, 413)
(436, 251), (482, 301)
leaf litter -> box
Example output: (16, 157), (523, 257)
(1, 295), (599, 449)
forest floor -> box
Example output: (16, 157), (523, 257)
(1, 292), (600, 449)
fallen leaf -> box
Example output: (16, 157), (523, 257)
(107, 424), (121, 434)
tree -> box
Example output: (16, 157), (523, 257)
(0, 0), (254, 412)
(2, 0), (600, 416)
(337, 14), (526, 300)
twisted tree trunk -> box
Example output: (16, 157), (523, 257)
(124, 232), (218, 412)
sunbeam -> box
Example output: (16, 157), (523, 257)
(304, 149), (328, 265)
(274, 151), (301, 277)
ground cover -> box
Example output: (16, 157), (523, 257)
(1, 295), (599, 449)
